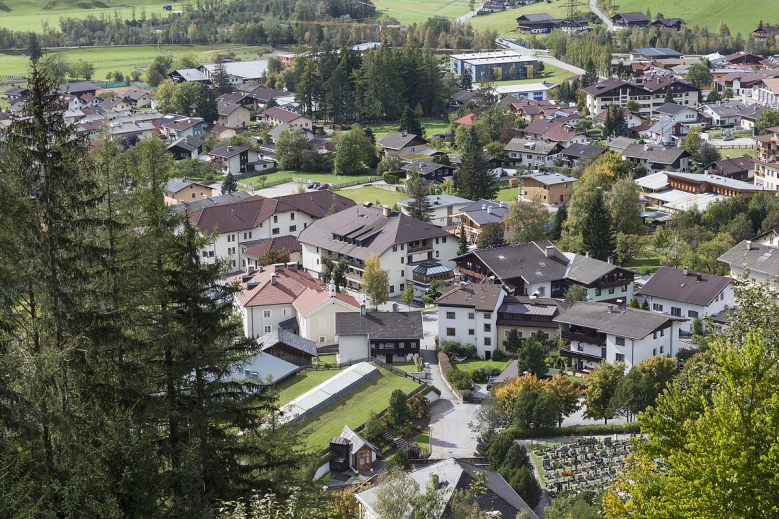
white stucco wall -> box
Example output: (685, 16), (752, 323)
(338, 334), (370, 363)
(437, 293), (505, 358)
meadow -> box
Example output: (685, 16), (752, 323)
(467, 0), (568, 38)
(0, 0), (173, 32)
(613, 0), (779, 37)
(372, 0), (471, 25)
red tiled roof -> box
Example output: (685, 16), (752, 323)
(190, 196), (278, 234)
(261, 106), (307, 123)
(242, 236), (302, 260)
(292, 288), (359, 315)
(454, 113), (476, 126)
(275, 190), (356, 218)
(231, 266), (324, 307)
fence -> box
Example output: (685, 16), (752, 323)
(712, 143), (754, 150)
(236, 175), (379, 191)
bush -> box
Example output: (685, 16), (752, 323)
(385, 448), (410, 471)
(362, 412), (385, 443)
(498, 422), (641, 441)
(505, 466), (542, 509)
(382, 172), (398, 184)
(407, 393), (431, 420)
(476, 429), (496, 456)
(492, 349), (509, 362)
(437, 339), (477, 358)
(446, 367), (472, 390)
(388, 389), (410, 427)
(470, 366), (501, 383)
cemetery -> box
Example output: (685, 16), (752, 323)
(533, 436), (642, 498)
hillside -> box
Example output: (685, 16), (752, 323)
(0, 0), (174, 31)
(613, 0), (779, 37)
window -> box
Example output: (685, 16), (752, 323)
(484, 324), (491, 332)
(319, 336), (326, 343)
(272, 228), (280, 235)
(615, 353), (625, 362)
(400, 257), (404, 264)
(660, 328), (665, 337)
(484, 313), (491, 319)
(192, 192), (196, 198)
(400, 270), (404, 277)
(670, 307), (682, 317)
(595, 288), (601, 296)
(202, 251), (208, 257)
(653, 303), (663, 312)
(442, 236), (446, 243)
(436, 238), (439, 244)
(653, 348), (657, 356)
(316, 247), (319, 253)
(436, 251), (439, 258)
(622, 285), (627, 292)
(264, 326), (272, 333)
(263, 310), (271, 318)
(393, 245), (397, 252)
(616, 337), (625, 346)
(290, 213), (295, 221)
(660, 345), (664, 354)
(653, 331), (657, 339)
(447, 312), (456, 319)
(538, 286), (545, 296)
(273, 215), (278, 223)
(283, 309), (288, 316)
(601, 347), (607, 359)
(243, 233), (247, 239)
(468, 329), (475, 335)
(399, 342), (405, 349)
(399, 283), (404, 291)
(608, 287), (615, 294)
(468, 313), (475, 319)
(446, 328), (456, 336)
(484, 338), (492, 346)
(289, 225), (296, 232)
(401, 244), (404, 250)
(390, 285), (394, 293)
(209, 251), (214, 257)
(688, 310), (699, 318)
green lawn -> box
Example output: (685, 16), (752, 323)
(454, 358), (512, 372)
(467, 0), (569, 37)
(371, 0), (471, 25)
(394, 360), (423, 373)
(0, 44), (271, 80)
(727, 149), (756, 158)
(297, 368), (420, 448)
(367, 118), (451, 140)
(613, 0), (778, 37)
(0, 0), (172, 32)
(335, 186), (410, 207)
(496, 187), (517, 202)
(414, 428), (430, 450)
(274, 369), (342, 406)
(238, 170), (378, 191)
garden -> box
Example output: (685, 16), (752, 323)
(533, 437), (641, 498)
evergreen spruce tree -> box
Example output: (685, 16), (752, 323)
(212, 61), (233, 95)
(664, 86), (674, 104)
(458, 220), (469, 255)
(27, 31), (42, 61)
(550, 204), (567, 241)
(407, 173), (433, 222)
(399, 105), (423, 136)
(460, 68), (472, 90)
(222, 172), (238, 194)
(477, 222), (504, 249)
(581, 188), (615, 261)
(196, 85), (219, 124)
(455, 126), (498, 201)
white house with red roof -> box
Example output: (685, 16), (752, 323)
(230, 263), (360, 345)
(259, 106), (312, 129)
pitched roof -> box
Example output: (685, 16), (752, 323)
(242, 236), (302, 260)
(636, 266), (730, 306)
(258, 328), (318, 357)
(655, 103), (690, 116)
(581, 78), (634, 97)
(170, 68), (209, 81)
(123, 88), (149, 101)
(400, 160), (454, 175)
(632, 47), (683, 58)
(209, 144), (247, 158)
(164, 176), (212, 194)
(497, 294), (570, 316)
(554, 302), (680, 340)
(435, 282), (506, 311)
(640, 75), (696, 93)
(520, 171), (578, 186)
(564, 253), (634, 286)
(607, 136), (636, 152)
(167, 135), (203, 153)
(718, 240), (779, 276)
(455, 199), (511, 225)
(560, 143), (607, 159)
(517, 12), (558, 23)
(217, 101), (247, 116)
(664, 171), (763, 192)
(176, 191), (251, 212)
(451, 90), (476, 103)
(612, 11), (649, 22)
(454, 113), (477, 125)
(232, 351), (298, 383)
(297, 205), (450, 261)
(335, 312), (423, 339)
(377, 131), (426, 150)
(230, 265), (324, 307)
(504, 138), (561, 155)
(261, 106), (306, 123)
(337, 425), (379, 456)
(189, 196), (277, 233)
(709, 155), (755, 175)
(275, 190), (356, 218)
(622, 143), (690, 164)
(292, 287), (360, 316)
(398, 194), (473, 210)
(57, 80), (98, 94)
(455, 241), (568, 284)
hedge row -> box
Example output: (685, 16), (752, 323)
(503, 422), (642, 440)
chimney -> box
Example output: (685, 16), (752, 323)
(683, 266), (689, 276)
(746, 240), (752, 250)
(246, 262), (253, 274)
(360, 303), (366, 316)
(401, 131), (407, 137)
(382, 206), (391, 218)
(644, 144), (651, 151)
(274, 263), (285, 272)
(726, 155), (730, 159)
(258, 266), (264, 273)
(227, 145), (232, 151)
(607, 304), (614, 313)
(529, 294), (537, 305)
(585, 251), (590, 258)
(607, 256), (613, 264)
(696, 273), (702, 281)
(545, 245), (554, 258)
(270, 274), (277, 286)
(482, 204), (487, 210)
(288, 262), (297, 272)
(487, 206), (493, 214)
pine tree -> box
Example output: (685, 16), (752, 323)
(664, 86), (673, 104)
(460, 68), (472, 91)
(222, 172), (238, 194)
(407, 173), (433, 222)
(196, 85), (219, 124)
(212, 61), (233, 95)
(477, 222), (504, 249)
(399, 105), (423, 136)
(27, 31), (42, 61)
(550, 204), (567, 241)
(458, 220), (469, 255)
(455, 126), (498, 201)
(581, 188), (615, 261)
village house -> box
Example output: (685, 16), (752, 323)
(123, 88), (151, 108)
(200, 60), (269, 85)
(518, 171), (577, 205)
(328, 426), (379, 473)
(401, 160), (456, 184)
(664, 171), (764, 202)
(163, 177), (218, 205)
(299, 204), (457, 297)
(594, 107), (643, 130)
(555, 302), (683, 372)
(240, 235), (303, 269)
(700, 102), (757, 127)
(376, 131), (428, 157)
(208, 144), (257, 174)
(563, 253), (637, 304)
(516, 13), (559, 34)
(583, 77), (699, 117)
(2, 85), (29, 101)
(706, 155), (755, 180)
(231, 263), (360, 345)
(218, 101), (252, 128)
(719, 239), (779, 295)
(99, 97), (132, 112)
(397, 194), (472, 227)
(504, 138), (563, 167)
(451, 200), (510, 245)
(336, 309), (423, 364)
(259, 106), (313, 129)
(635, 266), (734, 334)
(558, 142), (607, 167)
(611, 12), (650, 29)
(256, 328), (318, 366)
(523, 119), (586, 146)
(168, 68), (211, 83)
(164, 117), (206, 140)
(650, 18), (685, 30)
(621, 143), (692, 173)
(57, 81), (98, 97)
(630, 48), (683, 60)
(166, 135), (203, 161)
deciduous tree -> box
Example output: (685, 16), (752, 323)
(363, 253), (389, 309)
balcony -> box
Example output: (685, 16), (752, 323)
(345, 270), (364, 283)
(598, 279), (632, 289)
(562, 331), (606, 347)
(408, 244), (434, 254)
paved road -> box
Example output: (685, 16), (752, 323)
(496, 39), (586, 76)
(588, 0), (613, 31)
(455, 3), (482, 24)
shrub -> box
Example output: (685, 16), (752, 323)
(437, 339), (477, 358)
(382, 172), (398, 184)
(492, 349), (509, 362)
(362, 412), (385, 443)
(407, 394), (431, 420)
(470, 366), (501, 383)
(476, 429), (496, 456)
(385, 448), (410, 471)
(446, 367), (472, 390)
(388, 389), (410, 427)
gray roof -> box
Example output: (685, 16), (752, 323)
(553, 302), (680, 340)
(636, 266), (730, 306)
(210, 144), (247, 158)
(297, 205), (450, 261)
(377, 131), (425, 150)
(607, 136), (636, 152)
(335, 311), (423, 339)
(455, 241), (568, 284)
(401, 160), (454, 175)
(202, 60), (269, 80)
(232, 351), (298, 383)
(632, 47), (683, 58)
(175, 191), (252, 212)
(164, 176), (212, 194)
(217, 101), (246, 116)
(455, 199), (510, 225)
(718, 240), (779, 276)
(258, 328), (318, 357)
(663, 171), (763, 192)
(338, 425), (379, 456)
(398, 194), (473, 209)
(504, 138), (561, 155)
(655, 103), (689, 116)
(171, 68), (209, 82)
(520, 172), (578, 187)
(560, 143), (607, 159)
(355, 458), (539, 519)
(622, 143), (689, 164)
(564, 253), (634, 286)
(702, 101), (753, 117)
(436, 283), (506, 312)
(494, 359), (518, 383)
(167, 135), (203, 153)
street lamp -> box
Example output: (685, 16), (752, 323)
(530, 422), (535, 448)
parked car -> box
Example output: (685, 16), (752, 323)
(723, 134), (735, 141)
(411, 297), (425, 306)
(307, 181), (321, 189)
(316, 183), (330, 190)
(486, 376), (497, 391)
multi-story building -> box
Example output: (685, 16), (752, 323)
(397, 194), (473, 228)
(335, 309), (423, 364)
(555, 302), (683, 372)
(449, 50), (538, 82)
(451, 200), (510, 245)
(298, 204), (458, 297)
(635, 266), (733, 334)
(518, 172), (577, 205)
(583, 76), (699, 117)
(718, 239), (779, 294)
(503, 138), (563, 167)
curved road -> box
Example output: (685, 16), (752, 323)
(588, 0), (613, 30)
(456, 3), (482, 24)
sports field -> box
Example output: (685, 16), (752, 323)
(467, 0), (568, 37)
(613, 0), (779, 37)
(372, 0), (471, 25)
(0, 44), (268, 80)
(0, 0), (173, 31)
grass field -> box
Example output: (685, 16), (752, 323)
(467, 0), (568, 37)
(297, 368), (419, 448)
(0, 0), (173, 32)
(0, 44), (269, 81)
(238, 170), (378, 192)
(366, 118), (451, 140)
(454, 358), (512, 372)
(274, 369), (341, 407)
(496, 187), (517, 201)
(372, 0), (471, 25)
(613, 0), (778, 37)
(336, 185), (410, 207)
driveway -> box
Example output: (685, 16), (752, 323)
(494, 39), (585, 76)
(456, 3), (482, 23)
(588, 0), (613, 30)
